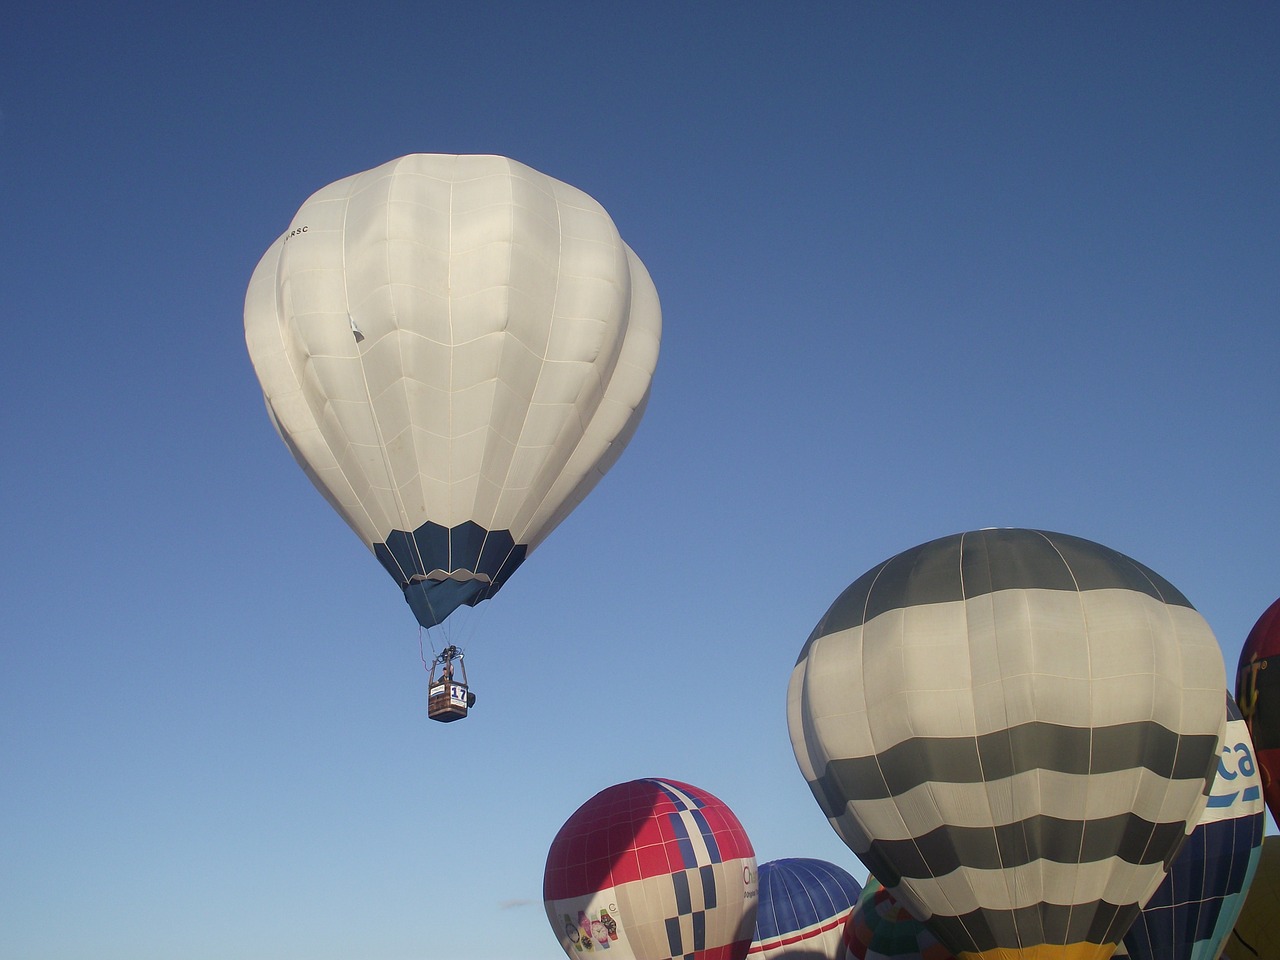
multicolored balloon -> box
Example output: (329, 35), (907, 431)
(839, 878), (954, 960)
(788, 529), (1227, 960)
(245, 154), (661, 630)
(749, 858), (862, 960)
(1223, 836), (1280, 959)
(1236, 596), (1280, 819)
(544, 778), (758, 960)
(1115, 693), (1265, 960)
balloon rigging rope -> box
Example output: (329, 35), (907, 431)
(419, 626), (434, 672)
(417, 583), (493, 673)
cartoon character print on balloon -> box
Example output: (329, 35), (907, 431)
(545, 778), (758, 960)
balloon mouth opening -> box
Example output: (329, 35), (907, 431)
(408, 570), (493, 586)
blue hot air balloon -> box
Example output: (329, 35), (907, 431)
(750, 858), (863, 960)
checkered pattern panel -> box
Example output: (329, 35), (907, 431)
(613, 860), (754, 960)
(662, 865), (715, 955)
(545, 779), (755, 901)
(545, 779), (758, 960)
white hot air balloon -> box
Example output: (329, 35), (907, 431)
(245, 154), (660, 716)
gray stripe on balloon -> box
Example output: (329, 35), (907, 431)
(808, 721), (1219, 811)
(923, 898), (1141, 954)
(853, 812), (1190, 883)
(799, 528), (1195, 661)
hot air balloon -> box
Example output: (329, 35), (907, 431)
(839, 878), (954, 960)
(244, 154), (661, 719)
(1223, 836), (1280, 959)
(1236, 596), (1280, 818)
(787, 528), (1227, 960)
(750, 858), (863, 960)
(544, 778), (758, 960)
(1114, 693), (1264, 960)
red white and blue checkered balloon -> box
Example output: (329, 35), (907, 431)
(544, 779), (758, 960)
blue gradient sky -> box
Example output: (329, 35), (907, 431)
(2, 4), (1277, 959)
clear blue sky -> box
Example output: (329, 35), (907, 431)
(2, 4), (1277, 959)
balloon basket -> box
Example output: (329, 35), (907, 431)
(428, 681), (470, 722)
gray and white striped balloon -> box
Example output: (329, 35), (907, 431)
(787, 529), (1226, 960)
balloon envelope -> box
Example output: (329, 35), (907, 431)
(544, 778), (758, 960)
(788, 529), (1227, 960)
(839, 878), (954, 960)
(1235, 596), (1280, 820)
(1223, 836), (1280, 959)
(750, 858), (863, 960)
(245, 154), (661, 627)
(1115, 694), (1265, 960)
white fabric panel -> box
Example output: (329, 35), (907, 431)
(520, 245), (661, 547)
(244, 235), (378, 538)
(785, 658), (822, 785)
(834, 769), (1210, 840)
(800, 591), (1223, 752)
(892, 857), (1173, 919)
(245, 154), (660, 561)
(801, 630), (877, 760)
